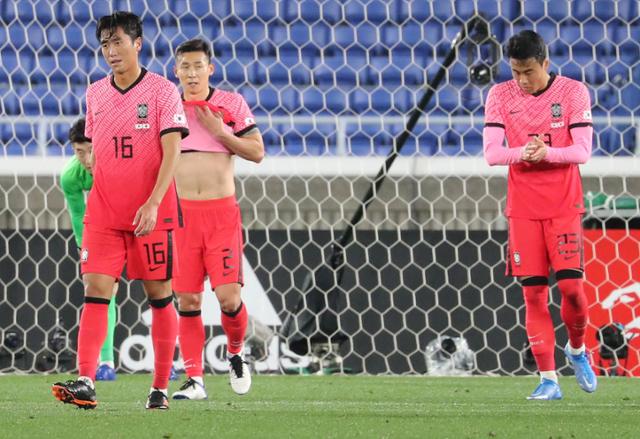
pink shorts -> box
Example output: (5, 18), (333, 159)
(81, 223), (178, 280)
(173, 196), (244, 293)
(506, 214), (584, 277)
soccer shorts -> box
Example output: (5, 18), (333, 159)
(81, 223), (178, 281)
(173, 196), (244, 293)
(506, 214), (584, 277)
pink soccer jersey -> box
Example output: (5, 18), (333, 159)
(484, 73), (593, 219)
(84, 68), (189, 231)
(181, 87), (257, 153)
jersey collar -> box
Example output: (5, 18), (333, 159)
(110, 67), (147, 95)
(532, 72), (557, 97)
(182, 86), (215, 102)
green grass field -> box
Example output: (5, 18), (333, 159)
(0, 374), (638, 438)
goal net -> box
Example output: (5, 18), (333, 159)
(1, 0), (639, 376)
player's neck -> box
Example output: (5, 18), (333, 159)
(532, 72), (551, 94)
(183, 88), (210, 101)
(113, 65), (142, 90)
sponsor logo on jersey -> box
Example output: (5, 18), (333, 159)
(583, 110), (592, 120)
(137, 103), (148, 119)
(550, 121), (565, 129)
(551, 103), (562, 118)
(173, 113), (186, 125)
(135, 123), (150, 130)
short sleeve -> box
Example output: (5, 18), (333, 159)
(232, 93), (257, 137)
(484, 85), (505, 129)
(568, 83), (593, 129)
(84, 90), (93, 140)
(158, 82), (189, 139)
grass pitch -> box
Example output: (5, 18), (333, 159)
(0, 374), (638, 438)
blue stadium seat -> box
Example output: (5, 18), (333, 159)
(8, 22), (27, 48)
(334, 26), (356, 49)
(570, 0), (593, 21)
(1, 88), (20, 116)
(365, 0), (390, 24)
(547, 1), (569, 20)
(593, 0), (616, 22)
(222, 59), (247, 84)
(324, 88), (348, 113)
(617, 0), (638, 21)
(349, 89), (370, 114)
(320, 0), (342, 24)
(423, 20), (444, 46)
(523, 0), (548, 21)
(179, 18), (201, 39)
(500, 0), (521, 20)
(0, 1), (16, 23)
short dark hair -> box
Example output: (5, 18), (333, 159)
(68, 118), (90, 143)
(175, 38), (212, 61)
(505, 30), (547, 64)
(96, 11), (142, 43)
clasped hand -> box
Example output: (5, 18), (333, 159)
(521, 135), (547, 163)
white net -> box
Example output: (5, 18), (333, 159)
(1, 0), (640, 376)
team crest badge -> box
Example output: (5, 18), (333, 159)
(137, 103), (148, 119)
(551, 103), (562, 118)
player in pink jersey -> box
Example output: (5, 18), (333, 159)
(169, 38), (264, 400)
(52, 12), (188, 410)
(483, 30), (596, 400)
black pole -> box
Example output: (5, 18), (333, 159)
(329, 18), (480, 269)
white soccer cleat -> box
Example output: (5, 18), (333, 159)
(171, 378), (208, 400)
(229, 355), (252, 395)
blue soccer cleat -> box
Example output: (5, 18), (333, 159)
(95, 363), (116, 381)
(526, 378), (563, 400)
(169, 366), (180, 381)
(564, 343), (597, 393)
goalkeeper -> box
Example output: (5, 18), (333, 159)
(60, 117), (117, 381)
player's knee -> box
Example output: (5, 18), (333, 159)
(218, 293), (242, 314)
(556, 270), (584, 304)
(176, 292), (202, 312)
(521, 276), (548, 306)
(84, 282), (113, 299)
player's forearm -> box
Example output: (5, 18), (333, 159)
(483, 127), (523, 166)
(148, 133), (182, 205)
(544, 126), (593, 164)
(216, 131), (264, 163)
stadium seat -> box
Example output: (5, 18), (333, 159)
(569, 0), (593, 22)
(319, 0), (342, 24)
(546, 1), (569, 20)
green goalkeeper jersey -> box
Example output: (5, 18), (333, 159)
(60, 157), (93, 247)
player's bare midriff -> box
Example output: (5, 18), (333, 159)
(176, 151), (235, 200)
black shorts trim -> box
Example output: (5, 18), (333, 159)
(521, 276), (549, 286)
(555, 269), (583, 280)
(178, 309), (202, 317)
(485, 122), (505, 129)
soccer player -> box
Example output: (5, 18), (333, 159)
(483, 30), (597, 400)
(52, 12), (188, 410)
(169, 38), (264, 400)
(60, 118), (117, 381)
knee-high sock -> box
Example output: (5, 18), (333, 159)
(178, 310), (205, 378)
(523, 280), (556, 371)
(221, 302), (248, 356)
(557, 278), (588, 349)
(78, 298), (110, 379)
(99, 295), (117, 364)
(150, 296), (178, 389)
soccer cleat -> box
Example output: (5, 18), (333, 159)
(229, 354), (252, 395)
(52, 379), (98, 409)
(146, 389), (169, 410)
(95, 364), (117, 381)
(564, 343), (598, 393)
(526, 378), (563, 400)
(171, 378), (208, 400)
(169, 366), (180, 381)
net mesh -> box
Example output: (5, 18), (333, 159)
(1, 0), (639, 375)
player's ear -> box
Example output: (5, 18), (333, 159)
(134, 37), (142, 52)
(542, 58), (549, 71)
(208, 62), (215, 76)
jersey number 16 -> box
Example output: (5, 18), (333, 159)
(113, 136), (133, 158)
